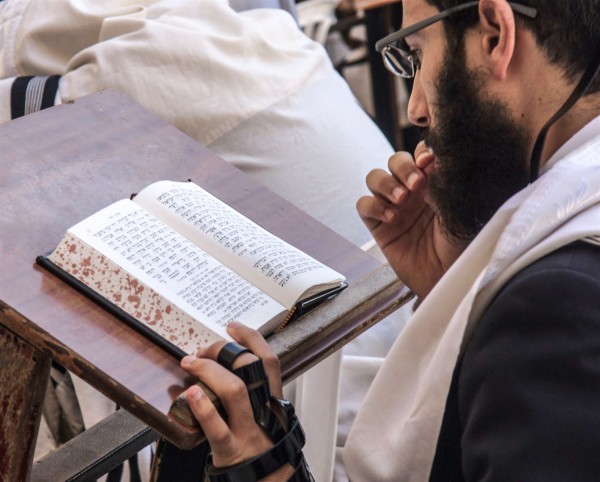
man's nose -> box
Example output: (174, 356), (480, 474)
(407, 71), (431, 128)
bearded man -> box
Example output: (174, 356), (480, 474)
(178, 0), (600, 480)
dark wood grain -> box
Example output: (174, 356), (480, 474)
(0, 324), (50, 481)
(0, 89), (401, 449)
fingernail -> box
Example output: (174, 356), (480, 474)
(181, 355), (195, 366)
(384, 208), (395, 221)
(407, 172), (420, 189)
(228, 321), (240, 329)
(416, 149), (432, 165)
(189, 385), (204, 401)
(392, 187), (404, 201)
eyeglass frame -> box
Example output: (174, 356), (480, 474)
(375, 1), (538, 78)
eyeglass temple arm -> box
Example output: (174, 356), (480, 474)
(375, 1), (537, 53)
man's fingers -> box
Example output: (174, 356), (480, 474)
(196, 339), (257, 370)
(387, 151), (425, 191)
(227, 322), (283, 398)
(181, 356), (256, 434)
(185, 384), (235, 455)
(414, 141), (435, 171)
(226, 322), (271, 360)
(356, 195), (397, 228)
(364, 150), (427, 209)
(181, 356), (275, 468)
(365, 168), (409, 204)
(195, 323), (283, 398)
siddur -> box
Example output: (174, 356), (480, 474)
(37, 180), (346, 357)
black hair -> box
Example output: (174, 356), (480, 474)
(425, 0), (600, 93)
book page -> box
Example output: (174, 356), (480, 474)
(56, 199), (286, 340)
(134, 181), (345, 308)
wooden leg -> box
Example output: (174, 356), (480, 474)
(0, 323), (51, 482)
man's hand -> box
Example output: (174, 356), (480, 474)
(180, 323), (294, 481)
(356, 142), (468, 299)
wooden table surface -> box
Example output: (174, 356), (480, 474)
(0, 89), (401, 449)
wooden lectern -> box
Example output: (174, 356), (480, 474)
(0, 90), (408, 480)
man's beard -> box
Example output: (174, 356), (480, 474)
(423, 46), (531, 241)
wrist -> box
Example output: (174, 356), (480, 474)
(204, 398), (311, 482)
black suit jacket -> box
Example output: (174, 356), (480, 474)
(430, 241), (600, 481)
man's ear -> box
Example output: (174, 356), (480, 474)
(478, 0), (516, 80)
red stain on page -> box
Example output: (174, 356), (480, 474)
(127, 295), (141, 308)
(50, 235), (223, 354)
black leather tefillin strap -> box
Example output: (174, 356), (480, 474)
(205, 350), (313, 481)
(217, 342), (251, 371)
(234, 360), (288, 442)
(205, 403), (307, 482)
(529, 40), (600, 182)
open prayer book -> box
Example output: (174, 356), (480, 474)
(37, 180), (346, 357)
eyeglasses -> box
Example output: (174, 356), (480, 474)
(375, 1), (537, 78)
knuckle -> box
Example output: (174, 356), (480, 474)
(236, 328), (269, 355)
(195, 395), (218, 419)
(262, 350), (278, 364)
(262, 353), (280, 373)
(388, 150), (414, 172)
(211, 426), (231, 446)
(186, 357), (209, 375)
(203, 401), (219, 418)
(225, 379), (248, 400)
(245, 329), (266, 348)
(387, 150), (405, 168)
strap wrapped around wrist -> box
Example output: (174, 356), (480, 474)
(205, 409), (306, 482)
(288, 454), (314, 482)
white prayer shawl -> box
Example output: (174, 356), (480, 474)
(0, 0), (330, 145)
(344, 115), (600, 482)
